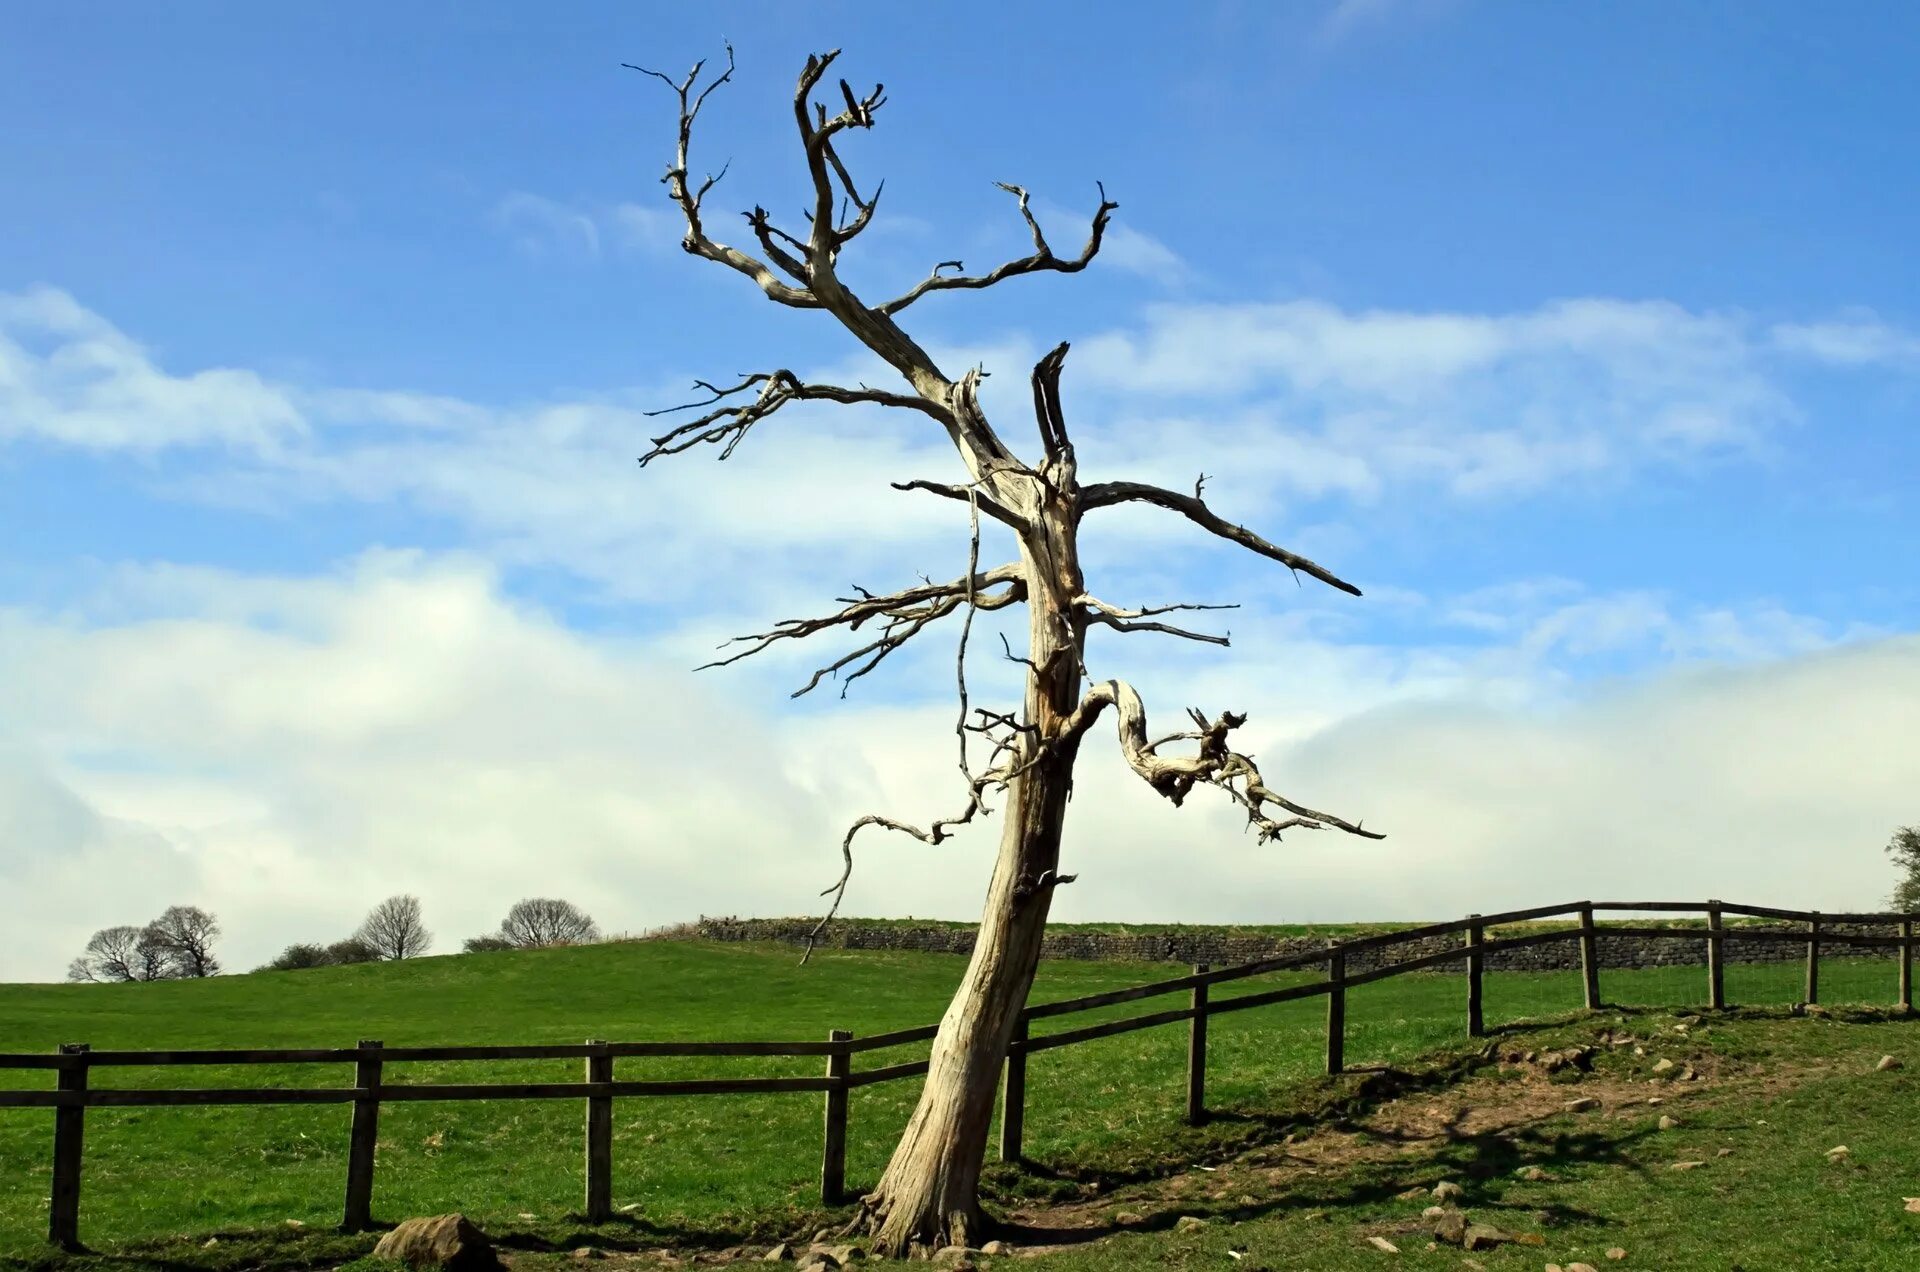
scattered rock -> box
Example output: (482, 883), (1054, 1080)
(1365, 1235), (1400, 1253)
(800, 1259), (841, 1272)
(1633, 1046), (1645, 1056)
(1236, 1193), (1258, 1206)
(1606, 1250), (1628, 1261)
(1568, 1263), (1600, 1272)
(1174, 1216), (1209, 1233)
(201, 1238), (218, 1249)
(372, 1214), (500, 1271)
(1430, 1210), (1468, 1246)
(1563, 1097), (1600, 1113)
(1681, 1065), (1699, 1081)
(1670, 1160), (1706, 1171)
(981, 1240), (1012, 1256)
(763, 1245), (795, 1262)
(1658, 1114), (1681, 1130)
(1421, 1205), (1447, 1219)
(1646, 1096), (1663, 1105)
(1395, 1186), (1429, 1201)
(1652, 1058), (1675, 1074)
(1432, 1180), (1466, 1202)
(1463, 1223), (1520, 1250)
(1717, 1147), (1735, 1157)
(1515, 1166), (1549, 1181)
(617, 1203), (642, 1214)
(932, 1248), (981, 1265)
(1826, 1145), (1851, 1162)
(1904, 1197), (1920, 1213)
(1878, 1055), (1903, 1071)
(816, 1244), (861, 1264)
(570, 1249), (604, 1261)
(1112, 1211), (1145, 1227)
(285, 1220), (305, 1229)
(814, 1230), (834, 1244)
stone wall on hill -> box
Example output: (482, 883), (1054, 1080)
(693, 916), (1901, 974)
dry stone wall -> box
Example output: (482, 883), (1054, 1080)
(694, 916), (1901, 973)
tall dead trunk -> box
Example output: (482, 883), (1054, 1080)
(861, 526), (1086, 1255)
(633, 48), (1381, 1256)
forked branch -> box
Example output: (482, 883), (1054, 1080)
(699, 564), (1028, 698)
(626, 45), (820, 308)
(880, 183), (1120, 315)
(640, 370), (953, 464)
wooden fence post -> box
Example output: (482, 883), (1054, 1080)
(1706, 901), (1725, 1011)
(1901, 917), (1914, 1013)
(342, 1039), (383, 1233)
(48, 1043), (87, 1250)
(999, 1017), (1027, 1163)
(1465, 916), (1484, 1038)
(1804, 914), (1821, 1006)
(1186, 965), (1209, 1125)
(584, 1040), (613, 1222)
(820, 1030), (850, 1205)
(1326, 945), (1346, 1077)
(1579, 905), (1602, 1011)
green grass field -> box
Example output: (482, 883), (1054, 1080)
(0, 939), (1913, 1269)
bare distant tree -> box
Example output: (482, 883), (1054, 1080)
(147, 905), (221, 978)
(627, 48), (1381, 1252)
(356, 894), (433, 960)
(66, 925), (170, 983)
(498, 898), (599, 948)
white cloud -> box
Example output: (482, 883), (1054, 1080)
(0, 286), (306, 454)
(1069, 298), (1796, 498)
(0, 552), (1905, 981)
(1772, 316), (1920, 368)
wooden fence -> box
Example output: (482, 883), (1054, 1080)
(4, 898), (1915, 1250)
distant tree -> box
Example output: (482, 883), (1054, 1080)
(356, 894), (432, 960)
(259, 943), (333, 972)
(498, 898), (599, 948)
(324, 937), (381, 965)
(147, 905), (221, 978)
(461, 934), (515, 953)
(66, 925), (170, 983)
(1888, 826), (1920, 912)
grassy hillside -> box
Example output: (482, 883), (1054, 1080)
(0, 939), (1911, 1267)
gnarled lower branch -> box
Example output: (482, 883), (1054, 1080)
(1078, 480), (1363, 597)
(1060, 679), (1383, 844)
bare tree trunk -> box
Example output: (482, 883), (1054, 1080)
(861, 528), (1086, 1255)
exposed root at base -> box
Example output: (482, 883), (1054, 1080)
(838, 1192), (989, 1259)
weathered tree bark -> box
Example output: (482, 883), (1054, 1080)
(859, 500), (1088, 1253)
(627, 46), (1383, 1254)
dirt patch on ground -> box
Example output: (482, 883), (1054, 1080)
(991, 1021), (1843, 1257)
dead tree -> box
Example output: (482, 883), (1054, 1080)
(630, 47), (1382, 1254)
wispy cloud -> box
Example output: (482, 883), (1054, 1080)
(489, 191), (603, 258)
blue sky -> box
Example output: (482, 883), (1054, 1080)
(2, 2), (1917, 979)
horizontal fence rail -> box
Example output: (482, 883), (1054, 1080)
(5, 898), (1915, 1250)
